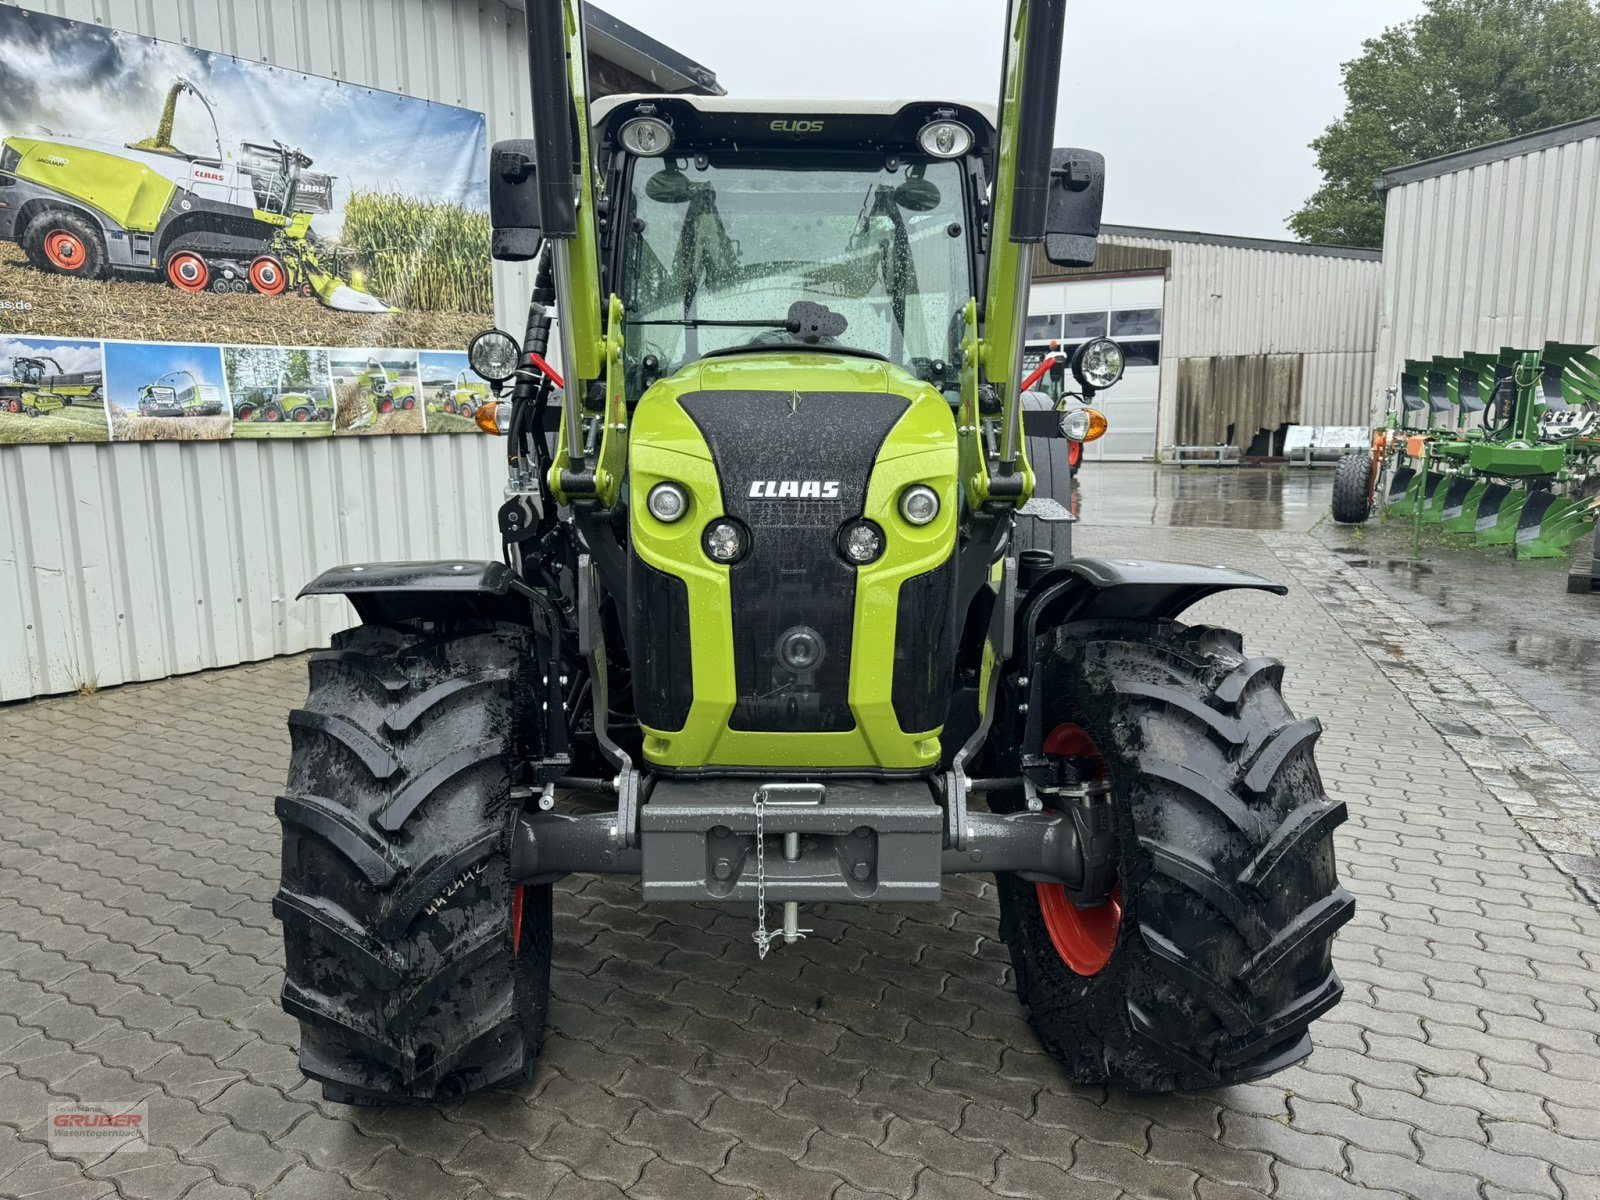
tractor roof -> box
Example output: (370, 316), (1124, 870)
(592, 94), (997, 157)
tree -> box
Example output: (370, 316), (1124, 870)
(1290, 0), (1600, 247)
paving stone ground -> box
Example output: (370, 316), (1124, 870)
(2, 521), (1598, 1200)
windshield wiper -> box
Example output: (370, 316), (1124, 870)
(627, 300), (849, 342)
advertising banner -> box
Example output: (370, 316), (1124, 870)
(0, 6), (493, 443)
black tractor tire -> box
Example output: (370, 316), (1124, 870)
(22, 209), (107, 279)
(996, 618), (1351, 1092)
(275, 620), (551, 1104)
(1330, 451), (1374, 525)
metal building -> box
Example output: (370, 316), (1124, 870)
(1372, 116), (1600, 408)
(0, 0), (718, 702)
(1026, 226), (1382, 460)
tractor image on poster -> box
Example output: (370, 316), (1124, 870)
(0, 355), (102, 417)
(0, 77), (389, 313)
(135, 369), (224, 418)
(274, 0), (1350, 1105)
(355, 358), (416, 416)
(233, 372), (333, 424)
(427, 369), (487, 418)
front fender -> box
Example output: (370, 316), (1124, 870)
(1023, 557), (1288, 631)
(300, 559), (533, 626)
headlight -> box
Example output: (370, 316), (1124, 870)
(1061, 409), (1090, 442)
(468, 329), (521, 383)
(619, 116), (674, 156)
(1071, 338), (1125, 391)
(899, 484), (940, 526)
(838, 519), (885, 565)
(647, 482), (688, 522)
(703, 518), (748, 564)
(918, 120), (972, 159)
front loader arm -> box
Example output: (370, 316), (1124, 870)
(526, 0), (626, 507)
(973, 0), (1067, 504)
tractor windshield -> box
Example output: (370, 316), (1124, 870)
(621, 154), (971, 388)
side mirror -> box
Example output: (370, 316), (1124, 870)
(1042, 148), (1104, 268)
(489, 139), (542, 262)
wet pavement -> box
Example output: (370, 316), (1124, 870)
(1075, 461), (1333, 533)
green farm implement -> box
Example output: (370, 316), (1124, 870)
(0, 77), (387, 313)
(136, 369), (224, 418)
(1333, 345), (1600, 559)
(0, 356), (103, 417)
(233, 373), (333, 423)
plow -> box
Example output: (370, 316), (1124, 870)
(1333, 343), (1600, 560)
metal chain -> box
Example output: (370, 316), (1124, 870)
(751, 793), (774, 958)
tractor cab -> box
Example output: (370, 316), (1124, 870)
(138, 384), (185, 417)
(11, 357), (48, 387)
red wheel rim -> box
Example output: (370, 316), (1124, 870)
(379, 398), (393, 413)
(248, 256), (287, 296)
(510, 885), (525, 956)
(7, 398), (19, 413)
(1034, 722), (1122, 976)
(402, 396), (415, 409)
(265, 407), (282, 422)
(237, 406), (254, 421)
(292, 407), (310, 423)
(167, 252), (209, 293)
(44, 230), (87, 271)
(1068, 440), (1083, 468)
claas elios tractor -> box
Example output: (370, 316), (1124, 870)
(428, 369), (488, 418)
(275, 0), (1350, 1105)
(0, 356), (102, 417)
(0, 77), (388, 312)
(135, 369), (223, 418)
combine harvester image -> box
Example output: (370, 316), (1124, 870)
(135, 369), (224, 418)
(233, 373), (333, 424)
(0, 355), (102, 417)
(0, 78), (389, 313)
(426, 369), (486, 418)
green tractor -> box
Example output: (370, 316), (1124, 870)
(426, 369), (488, 418)
(275, 0), (1349, 1105)
(0, 77), (387, 312)
(233, 372), (333, 424)
(0, 355), (103, 417)
(135, 369), (224, 418)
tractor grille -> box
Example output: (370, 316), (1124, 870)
(679, 389), (908, 733)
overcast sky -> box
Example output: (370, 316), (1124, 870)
(599, 0), (1423, 241)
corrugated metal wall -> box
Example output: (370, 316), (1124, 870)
(1374, 132), (1600, 409)
(1, 0), (530, 701)
(1117, 234), (1383, 446)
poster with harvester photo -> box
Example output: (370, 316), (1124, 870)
(103, 341), (231, 441)
(223, 346), (335, 438)
(419, 350), (489, 434)
(0, 6), (491, 396)
(0, 335), (108, 444)
(331, 348), (423, 436)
